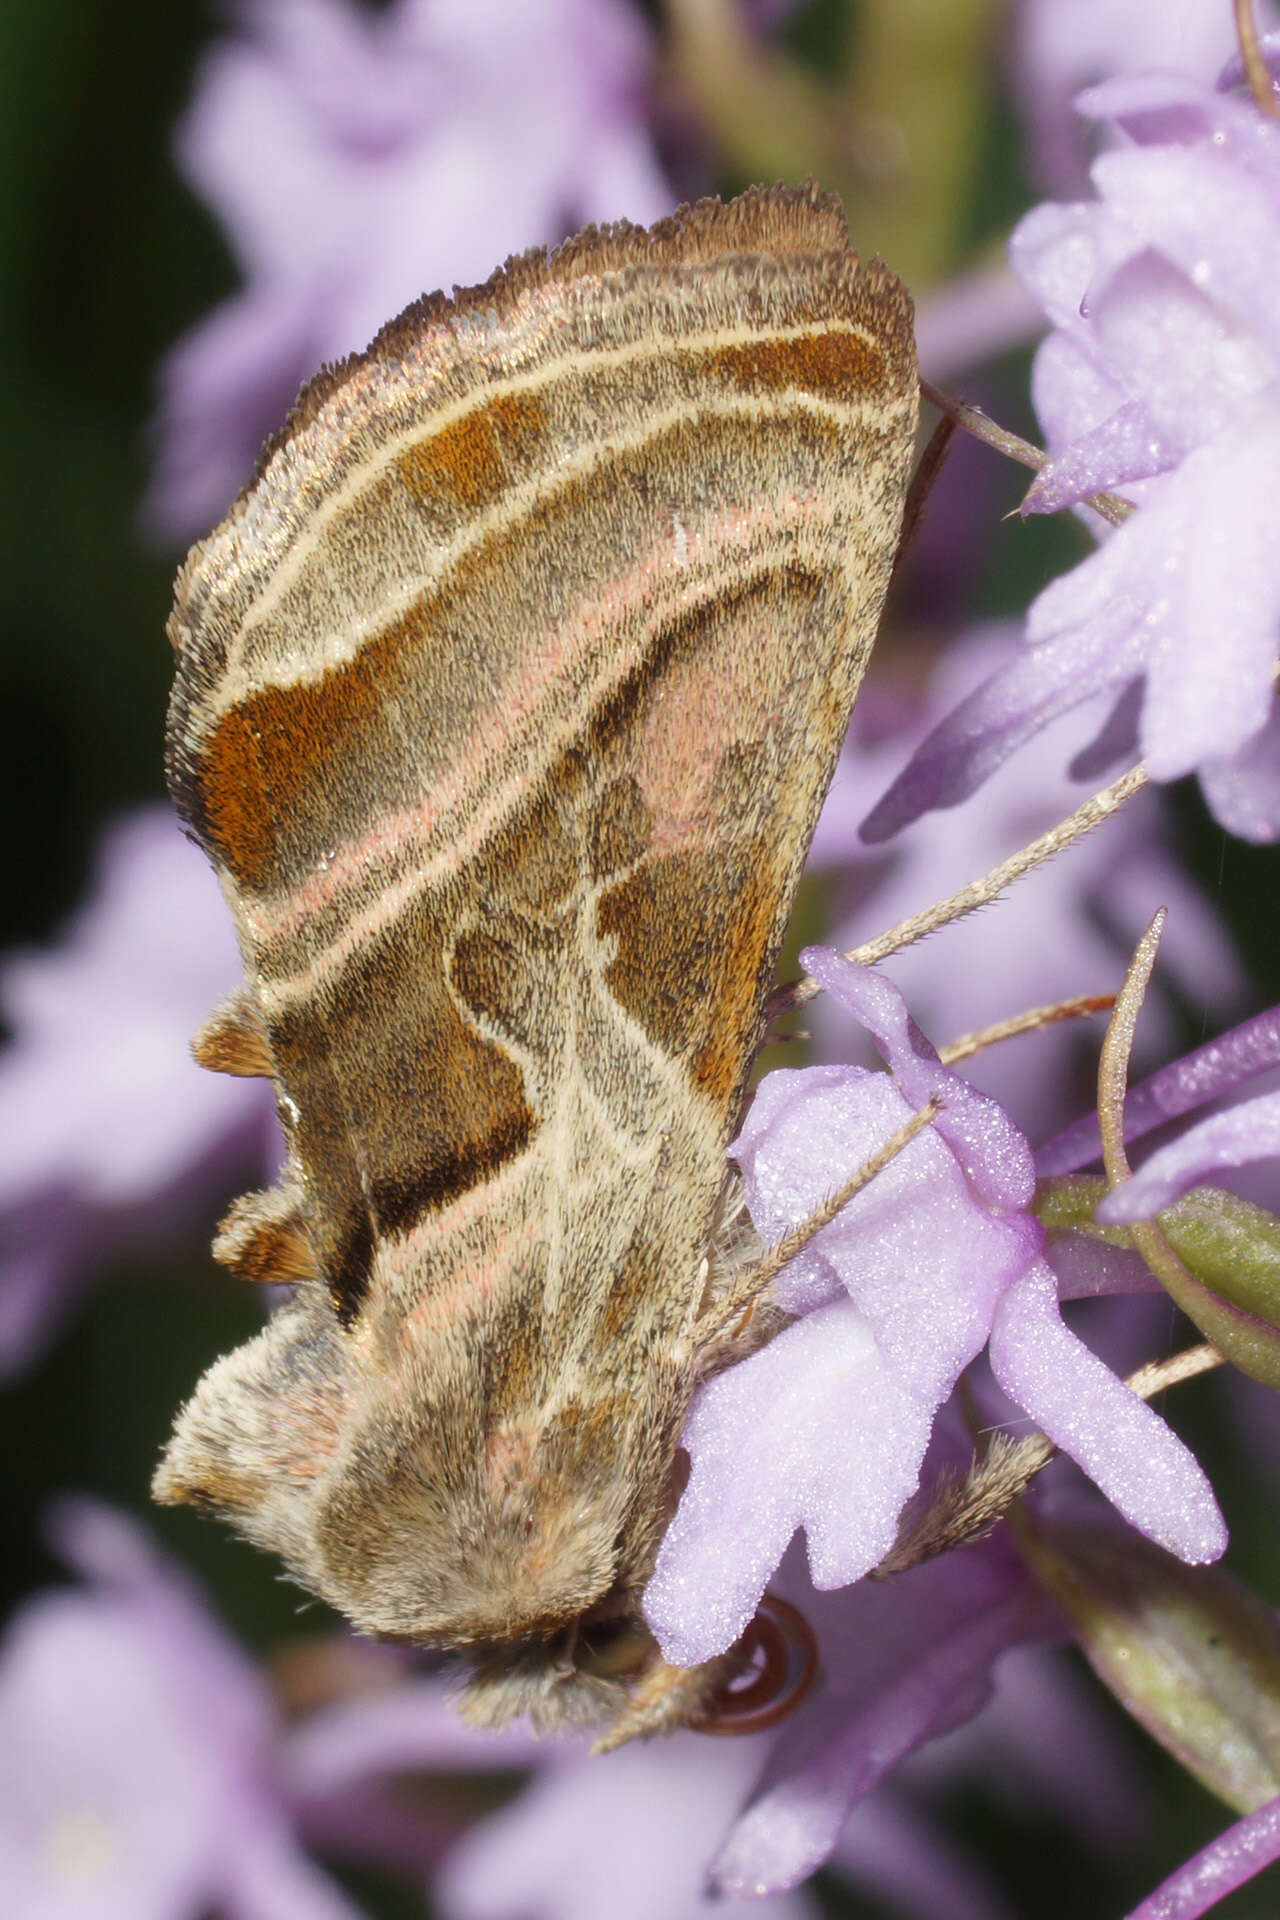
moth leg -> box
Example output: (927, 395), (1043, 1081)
(591, 1647), (744, 1751)
(592, 1596), (818, 1749)
(192, 984), (273, 1077)
(213, 1177), (319, 1282)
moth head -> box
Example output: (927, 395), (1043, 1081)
(458, 1596), (660, 1733)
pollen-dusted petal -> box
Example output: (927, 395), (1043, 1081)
(798, 951), (1037, 1210)
(1135, 402), (1280, 777)
(1029, 328), (1129, 457)
(1038, 1005), (1280, 1176)
(1024, 398), (1178, 514)
(732, 1065), (1031, 1331)
(989, 72), (1280, 842)
(1120, 1793), (1280, 1920)
(988, 1261), (1227, 1563)
(1090, 142), (1280, 361)
(1099, 1090), (1280, 1223)
(1007, 198), (1125, 334)
(645, 1302), (934, 1666)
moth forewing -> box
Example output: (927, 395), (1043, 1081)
(154, 183), (918, 1739)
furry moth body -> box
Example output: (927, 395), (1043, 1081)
(154, 184), (918, 1739)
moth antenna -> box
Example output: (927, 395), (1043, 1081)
(937, 991), (1115, 1066)
(693, 1594), (819, 1736)
(918, 378), (1136, 527)
(192, 985), (274, 1077)
(1235, 0), (1280, 116)
(213, 1182), (320, 1282)
(694, 1095), (941, 1352)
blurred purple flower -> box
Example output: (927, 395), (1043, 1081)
(914, 267), (1043, 384)
(1122, 1791), (1280, 1919)
(644, 954), (1224, 1672)
(923, 1639), (1152, 1854)
(867, 71), (1280, 847)
(708, 1534), (1056, 1900)
(436, 1729), (817, 1920)
(811, 626), (1245, 1130)
(438, 1528), (1030, 1916)
(1012, 0), (1271, 191)
(146, 0), (670, 540)
(0, 1499), (496, 1920)
(0, 809), (276, 1376)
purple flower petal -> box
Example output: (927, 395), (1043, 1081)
(646, 1300), (937, 1665)
(223, 1825), (367, 1920)
(1044, 1231), (1163, 1298)
(1020, 410), (1280, 781)
(1029, 327), (1131, 456)
(1200, 696), (1280, 844)
(1011, 0), (1246, 194)
(2, 1501), (558, 1919)
(987, 1261), (1226, 1561)
(1121, 1792), (1280, 1920)
(435, 1733), (812, 1920)
(798, 951), (1036, 1208)
(285, 1684), (547, 1799)
(1025, 397), (1178, 513)
(0, 809), (264, 1209)
(1083, 69), (1280, 213)
(1099, 1090), (1280, 1222)
(0, 808), (277, 1373)
(648, 968), (1042, 1665)
(1135, 403), (1280, 773)
(1218, 29), (1280, 99)
(1037, 1006), (1280, 1175)
(733, 1066), (988, 1318)
(1008, 199), (1128, 336)
(0, 1511), (275, 1920)
(1073, 246), (1273, 449)
(859, 614), (1142, 842)
(711, 1544), (1051, 1896)
(983, 75), (1280, 840)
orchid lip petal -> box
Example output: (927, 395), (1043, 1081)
(988, 1263), (1227, 1563)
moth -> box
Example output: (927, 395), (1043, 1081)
(154, 183), (918, 1742)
